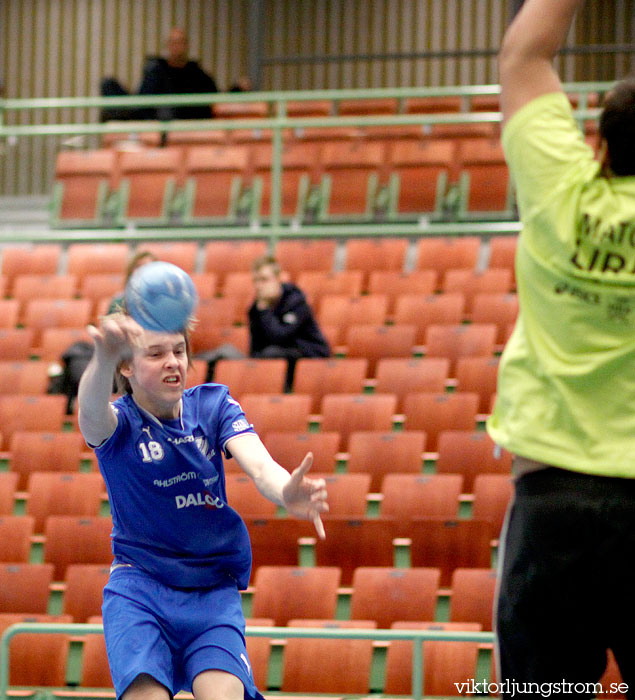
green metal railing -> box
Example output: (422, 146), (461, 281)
(0, 83), (609, 244)
(0, 621), (495, 700)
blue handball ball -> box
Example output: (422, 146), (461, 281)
(124, 261), (198, 333)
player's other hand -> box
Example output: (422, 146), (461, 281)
(282, 452), (329, 539)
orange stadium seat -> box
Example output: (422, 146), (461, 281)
(0, 613), (72, 687)
(244, 618), (274, 691)
(436, 429), (513, 493)
(67, 243), (130, 282)
(23, 298), (92, 348)
(26, 472), (105, 533)
(136, 241), (199, 272)
(416, 236), (481, 277)
(12, 274), (77, 321)
(442, 268), (514, 314)
(79, 274), (124, 318)
(193, 297), (238, 332)
(263, 432), (340, 473)
(367, 270), (437, 313)
(0, 361), (51, 395)
(184, 144), (251, 220)
(317, 294), (388, 330)
(374, 357), (450, 411)
(203, 240), (268, 283)
(424, 323), (497, 375)
(293, 358), (368, 412)
(213, 359), (287, 399)
(215, 101), (269, 120)
(385, 621), (481, 697)
(408, 518), (495, 586)
(251, 566), (341, 627)
(252, 140), (322, 219)
(1, 244), (61, 294)
(388, 137), (456, 215)
(312, 473), (370, 516)
(166, 128), (227, 147)
(344, 324), (417, 376)
(285, 100), (332, 117)
(0, 473), (18, 515)
(402, 392), (479, 452)
(37, 327), (94, 361)
(380, 473), (463, 520)
(0, 328), (35, 360)
(43, 516), (114, 580)
(190, 272), (218, 300)
(338, 97), (398, 115)
(350, 566), (441, 628)
(190, 325), (249, 358)
(471, 474), (514, 535)
(394, 293), (466, 344)
(456, 137), (513, 216)
(488, 235), (518, 281)
(0, 396), (68, 449)
(244, 517), (315, 578)
(296, 271), (364, 307)
(52, 149), (116, 223)
(282, 619), (375, 694)
(62, 564), (111, 623)
(79, 631), (113, 687)
(225, 473), (278, 518)
(471, 292), (519, 346)
(344, 237), (409, 282)
(346, 431), (426, 492)
(274, 239), (337, 278)
(0, 299), (19, 329)
(0, 516), (35, 563)
(320, 139), (385, 218)
(449, 567), (498, 631)
(404, 96), (462, 114)
(0, 563), (55, 614)
(455, 356), (501, 415)
(320, 393), (397, 450)
(314, 517), (400, 585)
(239, 394), (312, 437)
(118, 147), (183, 221)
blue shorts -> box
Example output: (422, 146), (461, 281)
(102, 566), (265, 700)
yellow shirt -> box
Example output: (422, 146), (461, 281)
(487, 92), (635, 477)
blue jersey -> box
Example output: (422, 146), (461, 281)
(95, 383), (256, 589)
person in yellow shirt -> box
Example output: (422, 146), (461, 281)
(486, 0), (635, 695)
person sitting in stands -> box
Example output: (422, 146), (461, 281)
(248, 255), (330, 391)
(100, 27), (218, 122)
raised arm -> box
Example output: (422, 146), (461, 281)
(77, 315), (143, 447)
(499, 0), (584, 124)
(227, 433), (328, 539)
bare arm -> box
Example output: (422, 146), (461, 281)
(227, 432), (328, 539)
(77, 315), (143, 447)
(499, 0), (584, 124)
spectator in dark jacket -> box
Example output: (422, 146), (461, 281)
(248, 255), (330, 390)
(100, 27), (218, 122)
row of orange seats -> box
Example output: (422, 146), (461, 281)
(0, 470), (512, 536)
(0, 514), (495, 585)
(1, 426), (510, 493)
(0, 237), (517, 286)
(0, 391), (490, 450)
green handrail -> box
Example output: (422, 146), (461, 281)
(0, 622), (494, 700)
(0, 82), (608, 243)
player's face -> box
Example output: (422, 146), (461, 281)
(123, 329), (188, 418)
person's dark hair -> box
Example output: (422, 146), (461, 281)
(252, 254), (280, 276)
(115, 320), (194, 395)
(125, 250), (158, 284)
(599, 76), (635, 177)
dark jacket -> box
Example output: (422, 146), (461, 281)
(248, 283), (330, 358)
(138, 57), (218, 120)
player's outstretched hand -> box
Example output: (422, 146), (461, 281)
(87, 313), (144, 360)
(282, 452), (329, 539)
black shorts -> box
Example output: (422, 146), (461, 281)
(495, 466), (635, 698)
